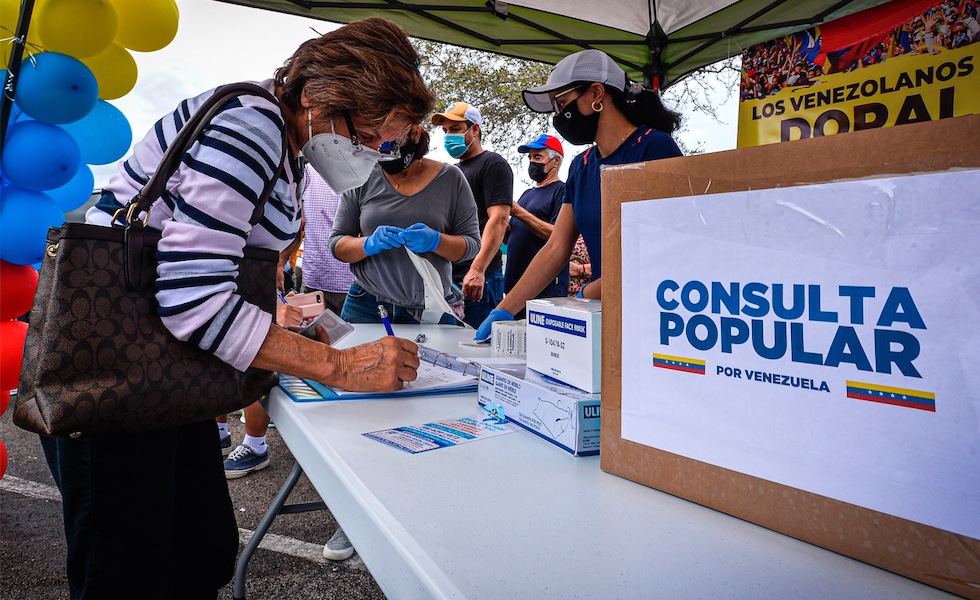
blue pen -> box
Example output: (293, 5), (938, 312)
(277, 291), (288, 304)
(378, 305), (395, 336)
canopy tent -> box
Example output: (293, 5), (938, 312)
(217, 0), (893, 89)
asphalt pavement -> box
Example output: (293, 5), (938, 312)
(0, 407), (386, 600)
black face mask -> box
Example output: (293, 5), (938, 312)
(553, 100), (600, 146)
(527, 160), (550, 183)
(381, 136), (420, 175)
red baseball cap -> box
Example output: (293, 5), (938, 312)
(517, 134), (563, 156)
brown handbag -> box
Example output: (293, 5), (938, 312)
(14, 83), (288, 437)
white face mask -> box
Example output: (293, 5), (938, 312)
(301, 109), (380, 195)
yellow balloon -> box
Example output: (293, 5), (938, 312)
(81, 42), (137, 100)
(111, 0), (178, 53)
(0, 0), (42, 50)
(35, 0), (117, 59)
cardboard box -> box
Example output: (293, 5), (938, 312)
(600, 114), (980, 599)
(478, 365), (600, 456)
(490, 318), (526, 355)
(525, 297), (601, 393)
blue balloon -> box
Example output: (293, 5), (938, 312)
(47, 164), (95, 212)
(60, 100), (132, 165)
(14, 52), (98, 124)
(0, 186), (65, 266)
(1, 120), (81, 191)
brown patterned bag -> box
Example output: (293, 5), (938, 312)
(14, 83), (287, 437)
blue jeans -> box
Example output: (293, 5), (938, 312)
(40, 420), (238, 599)
(341, 282), (459, 325)
(462, 267), (504, 329)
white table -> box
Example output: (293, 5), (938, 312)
(250, 324), (953, 599)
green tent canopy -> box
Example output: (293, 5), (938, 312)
(217, 0), (892, 88)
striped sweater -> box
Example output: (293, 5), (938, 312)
(87, 79), (302, 372)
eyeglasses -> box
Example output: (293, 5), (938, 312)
(551, 85), (585, 114)
(341, 110), (401, 162)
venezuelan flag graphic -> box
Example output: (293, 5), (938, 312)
(653, 353), (706, 375)
(845, 381), (935, 412)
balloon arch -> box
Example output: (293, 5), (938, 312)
(0, 0), (180, 479)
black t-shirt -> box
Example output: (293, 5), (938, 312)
(454, 150), (514, 282)
(505, 180), (569, 297)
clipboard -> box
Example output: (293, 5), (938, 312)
(278, 360), (478, 403)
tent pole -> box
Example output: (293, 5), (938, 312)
(1, 0), (36, 150)
(645, 22), (667, 90)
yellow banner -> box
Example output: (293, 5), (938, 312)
(737, 44), (979, 147)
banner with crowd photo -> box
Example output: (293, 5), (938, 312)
(737, 0), (980, 147)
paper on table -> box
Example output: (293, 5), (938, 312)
(406, 250), (470, 328)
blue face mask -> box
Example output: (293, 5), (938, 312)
(443, 128), (472, 159)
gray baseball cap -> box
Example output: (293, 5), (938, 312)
(522, 49), (627, 113)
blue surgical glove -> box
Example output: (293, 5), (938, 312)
(400, 222), (441, 253)
(576, 285), (586, 298)
(474, 308), (514, 342)
(363, 226), (405, 256)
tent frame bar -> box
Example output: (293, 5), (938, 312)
(277, 0), (873, 90)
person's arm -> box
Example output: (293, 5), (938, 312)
(251, 325), (419, 392)
(328, 186), (372, 264)
(497, 204), (578, 314)
(431, 233), (469, 262)
(462, 203), (510, 301)
(580, 277), (601, 299)
(510, 202), (554, 240)
(332, 234), (371, 264)
(569, 261), (590, 279)
(276, 303), (304, 329)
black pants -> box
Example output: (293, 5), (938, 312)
(40, 419), (239, 600)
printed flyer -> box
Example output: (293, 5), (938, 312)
(364, 414), (517, 454)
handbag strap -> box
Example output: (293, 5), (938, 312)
(123, 82), (290, 290)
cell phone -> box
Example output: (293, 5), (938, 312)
(299, 308), (354, 345)
(285, 291), (326, 319)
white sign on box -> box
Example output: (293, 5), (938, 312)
(620, 169), (980, 540)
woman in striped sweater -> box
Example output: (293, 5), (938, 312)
(40, 18), (435, 599)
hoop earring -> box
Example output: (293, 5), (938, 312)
(591, 101), (603, 112)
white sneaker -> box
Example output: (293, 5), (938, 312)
(322, 527), (354, 561)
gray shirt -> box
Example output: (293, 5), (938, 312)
(329, 163), (481, 308)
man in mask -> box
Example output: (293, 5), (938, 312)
(432, 102), (513, 328)
(505, 134), (569, 308)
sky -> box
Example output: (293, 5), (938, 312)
(93, 0), (740, 189)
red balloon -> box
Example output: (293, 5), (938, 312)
(0, 261), (39, 320)
(0, 439), (6, 480)
(0, 320), (28, 390)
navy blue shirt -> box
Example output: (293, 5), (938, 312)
(505, 180), (568, 297)
(564, 125), (682, 280)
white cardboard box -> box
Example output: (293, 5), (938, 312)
(478, 365), (601, 456)
(525, 297), (602, 393)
